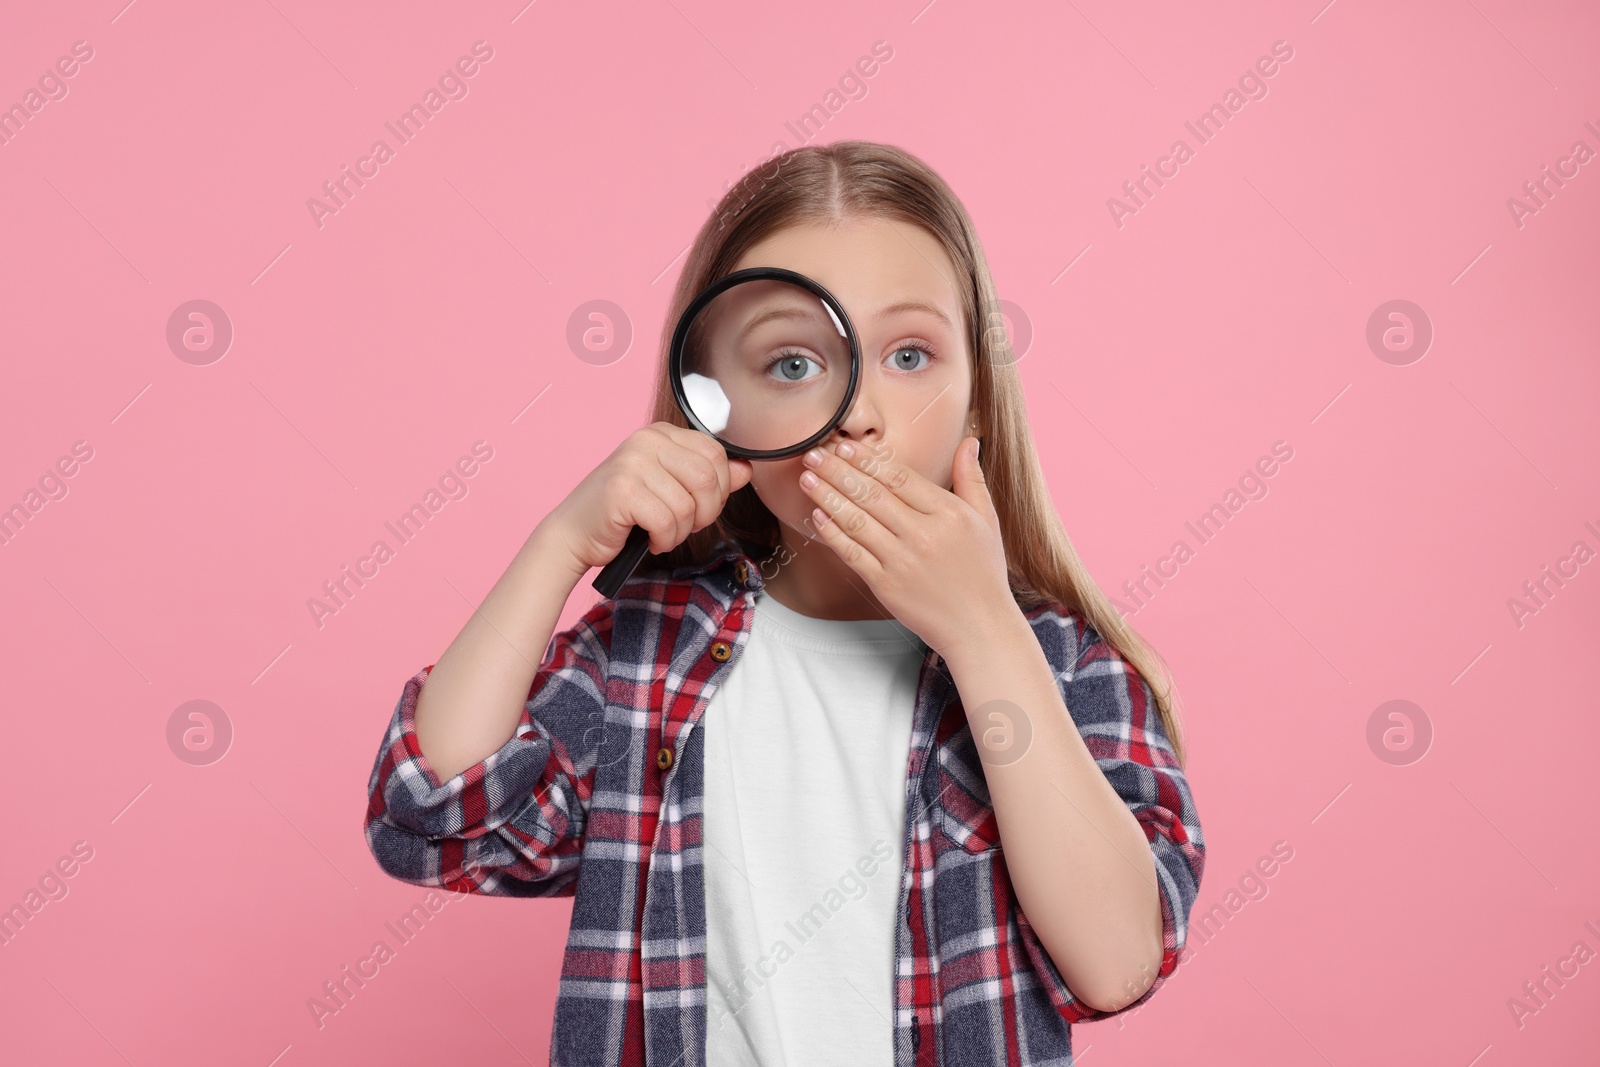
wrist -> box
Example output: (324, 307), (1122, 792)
(938, 598), (1032, 675)
(524, 516), (589, 584)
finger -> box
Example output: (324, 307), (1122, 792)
(664, 423), (744, 505)
(727, 457), (753, 493)
(830, 439), (944, 515)
(807, 504), (881, 578)
(656, 444), (727, 530)
(626, 482), (686, 555)
(804, 444), (917, 538)
(636, 466), (699, 551)
(801, 459), (893, 560)
(659, 420), (729, 480)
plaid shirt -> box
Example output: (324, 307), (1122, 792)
(365, 544), (1206, 1066)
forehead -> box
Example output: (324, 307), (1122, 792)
(730, 217), (963, 329)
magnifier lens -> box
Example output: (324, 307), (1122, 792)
(677, 277), (852, 454)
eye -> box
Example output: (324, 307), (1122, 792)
(765, 349), (822, 382)
(886, 341), (934, 372)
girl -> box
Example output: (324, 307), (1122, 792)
(365, 141), (1205, 1067)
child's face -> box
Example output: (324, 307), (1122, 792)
(729, 216), (977, 546)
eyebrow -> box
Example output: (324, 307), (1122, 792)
(874, 300), (954, 330)
(736, 303), (824, 342)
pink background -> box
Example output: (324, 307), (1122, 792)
(3, 0), (1597, 1063)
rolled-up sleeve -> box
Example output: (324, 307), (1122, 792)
(1020, 610), (1206, 1024)
(363, 599), (614, 898)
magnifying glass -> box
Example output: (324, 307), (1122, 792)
(592, 266), (863, 598)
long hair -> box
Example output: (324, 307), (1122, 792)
(642, 140), (1190, 766)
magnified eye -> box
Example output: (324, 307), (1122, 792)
(766, 349), (823, 382)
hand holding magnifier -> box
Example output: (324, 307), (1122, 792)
(591, 267), (863, 598)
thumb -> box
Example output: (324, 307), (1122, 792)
(727, 458), (754, 494)
(952, 436), (992, 511)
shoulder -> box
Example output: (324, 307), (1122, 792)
(590, 553), (749, 659)
(1017, 599), (1099, 674)
(1017, 600), (1160, 732)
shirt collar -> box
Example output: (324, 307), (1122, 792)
(663, 538), (765, 594)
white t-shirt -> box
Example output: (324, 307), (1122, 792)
(702, 587), (928, 1066)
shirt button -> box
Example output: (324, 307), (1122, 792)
(710, 640), (731, 662)
(656, 747), (673, 771)
(733, 560), (749, 586)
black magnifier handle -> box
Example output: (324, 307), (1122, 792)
(593, 524), (651, 599)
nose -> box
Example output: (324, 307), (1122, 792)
(829, 377), (883, 448)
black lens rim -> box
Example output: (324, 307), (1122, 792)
(669, 266), (863, 460)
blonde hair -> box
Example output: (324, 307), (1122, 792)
(644, 140), (1189, 766)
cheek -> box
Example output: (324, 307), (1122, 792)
(903, 437), (961, 492)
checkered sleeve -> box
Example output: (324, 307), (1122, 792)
(363, 598), (614, 898)
(1021, 610), (1206, 1023)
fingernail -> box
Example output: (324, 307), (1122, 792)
(835, 441), (855, 459)
(803, 448), (823, 467)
